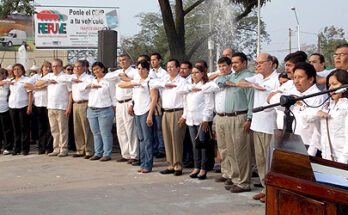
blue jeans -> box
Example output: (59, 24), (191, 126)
(87, 106), (114, 157)
(153, 115), (165, 154)
(188, 125), (210, 170)
(135, 112), (154, 171)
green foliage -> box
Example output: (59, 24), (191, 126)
(0, 0), (34, 18)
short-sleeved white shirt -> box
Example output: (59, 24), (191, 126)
(8, 76), (30, 109)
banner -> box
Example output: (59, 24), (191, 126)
(0, 15), (34, 52)
(34, 6), (120, 49)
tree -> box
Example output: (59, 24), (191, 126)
(157, 0), (270, 61)
(0, 0), (34, 18)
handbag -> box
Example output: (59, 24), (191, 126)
(194, 123), (213, 149)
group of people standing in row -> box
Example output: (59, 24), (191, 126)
(0, 44), (347, 203)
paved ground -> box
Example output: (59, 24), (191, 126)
(0, 150), (265, 215)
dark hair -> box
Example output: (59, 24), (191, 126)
(64, 64), (72, 70)
(150, 52), (162, 60)
(138, 54), (150, 62)
(168, 59), (180, 68)
(293, 62), (317, 84)
(92, 62), (106, 74)
(232, 52), (248, 65)
(278, 71), (288, 79)
(195, 60), (208, 69)
(82, 60), (89, 68)
(271, 56), (279, 69)
(12, 63), (26, 76)
(0, 68), (8, 79)
(136, 60), (150, 71)
(218, 56), (232, 65)
(180, 61), (192, 69)
(310, 53), (325, 63)
(326, 69), (348, 98)
(336, 44), (348, 49)
(284, 51), (307, 64)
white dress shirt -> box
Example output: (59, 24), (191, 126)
(245, 71), (280, 134)
(65, 73), (93, 102)
(200, 81), (227, 113)
(149, 67), (168, 80)
(8, 76), (30, 109)
(131, 77), (153, 116)
(87, 78), (116, 108)
(42, 72), (72, 110)
(315, 98), (348, 163)
(27, 74), (48, 107)
(180, 81), (214, 126)
(150, 74), (188, 109)
(0, 79), (10, 113)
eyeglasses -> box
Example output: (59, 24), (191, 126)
(255, 60), (270, 66)
(66, 68), (73, 71)
(333, 53), (348, 58)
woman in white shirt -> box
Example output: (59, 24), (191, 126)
(0, 68), (14, 155)
(118, 60), (158, 173)
(87, 62), (116, 162)
(316, 69), (348, 164)
(181, 65), (214, 180)
(24, 61), (53, 154)
(7, 64), (32, 155)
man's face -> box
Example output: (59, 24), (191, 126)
(150, 55), (161, 69)
(255, 54), (273, 77)
(231, 56), (246, 73)
(167, 61), (179, 78)
(52, 61), (62, 75)
(74, 62), (84, 75)
(334, 47), (348, 70)
(285, 60), (295, 79)
(222, 48), (233, 60)
(309, 55), (325, 72)
(119, 56), (131, 70)
(293, 68), (314, 93)
(218, 62), (232, 75)
(179, 63), (192, 78)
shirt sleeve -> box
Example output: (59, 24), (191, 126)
(203, 92), (214, 122)
(104, 71), (121, 82)
(149, 78), (166, 89)
(244, 74), (258, 84)
(243, 87), (254, 120)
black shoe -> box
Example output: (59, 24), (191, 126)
(174, 170), (183, 176)
(160, 169), (175, 174)
(197, 173), (207, 180)
(12, 152), (19, 156)
(22, 151), (29, 156)
(155, 153), (166, 159)
(189, 172), (199, 178)
(131, 160), (140, 166)
(224, 179), (233, 185)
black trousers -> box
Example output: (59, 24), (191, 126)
(0, 110), (13, 150)
(9, 107), (30, 153)
(34, 106), (53, 153)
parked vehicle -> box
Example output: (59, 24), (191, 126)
(0, 29), (27, 47)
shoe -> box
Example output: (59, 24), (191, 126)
(141, 169), (151, 173)
(260, 196), (266, 203)
(230, 185), (251, 193)
(127, 159), (135, 164)
(3, 150), (11, 155)
(22, 151), (29, 156)
(117, 157), (129, 162)
(58, 153), (68, 157)
(160, 169), (175, 174)
(224, 185), (234, 190)
(215, 176), (227, 183)
(84, 155), (93, 159)
(131, 160), (140, 166)
(72, 153), (84, 158)
(38, 151), (45, 155)
(48, 152), (59, 156)
(224, 179), (233, 185)
(12, 151), (19, 156)
(197, 173), (207, 180)
(174, 170), (183, 176)
(137, 168), (144, 173)
(155, 153), (166, 159)
(253, 193), (266, 200)
(90, 155), (101, 160)
(189, 172), (199, 178)
(100, 156), (111, 162)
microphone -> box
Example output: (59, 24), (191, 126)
(334, 88), (347, 94)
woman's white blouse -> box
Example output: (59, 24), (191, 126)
(8, 76), (30, 109)
(27, 74), (48, 107)
(0, 79), (10, 113)
(87, 78), (116, 108)
(132, 77), (152, 116)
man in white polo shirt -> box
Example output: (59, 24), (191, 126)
(35, 59), (72, 157)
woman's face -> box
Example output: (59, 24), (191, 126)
(65, 66), (73, 74)
(42, 65), (51, 76)
(92, 65), (104, 78)
(328, 75), (343, 102)
(13, 66), (24, 78)
(192, 68), (203, 84)
(137, 64), (149, 79)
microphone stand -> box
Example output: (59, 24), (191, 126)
(253, 84), (348, 134)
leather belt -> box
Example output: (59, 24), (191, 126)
(74, 100), (88, 104)
(163, 108), (184, 113)
(216, 110), (247, 117)
(117, 98), (132, 104)
(90, 107), (108, 111)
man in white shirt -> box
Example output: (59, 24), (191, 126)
(236, 53), (280, 202)
(35, 59), (72, 157)
(150, 53), (168, 80)
(208, 48), (234, 81)
(334, 44), (348, 71)
(70, 60), (94, 159)
(104, 54), (139, 164)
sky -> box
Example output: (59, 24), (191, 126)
(34, 0), (348, 61)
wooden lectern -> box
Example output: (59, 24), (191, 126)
(266, 130), (348, 215)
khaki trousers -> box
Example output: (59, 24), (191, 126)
(48, 109), (69, 154)
(253, 131), (272, 193)
(73, 102), (94, 156)
(162, 110), (186, 171)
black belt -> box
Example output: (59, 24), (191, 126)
(74, 100), (88, 104)
(216, 110), (247, 117)
(163, 108), (184, 113)
(117, 98), (132, 104)
(90, 107), (108, 111)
